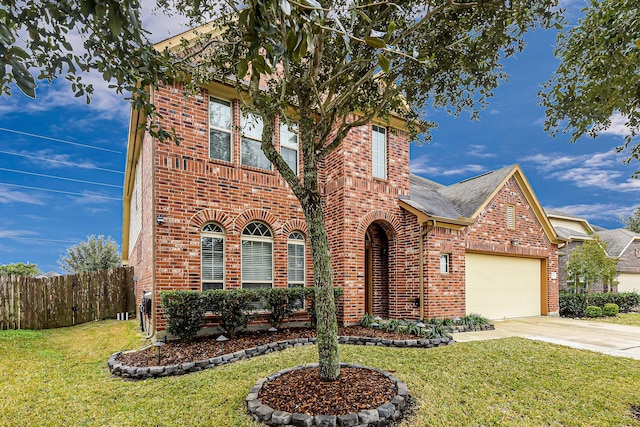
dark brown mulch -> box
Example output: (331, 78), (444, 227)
(116, 326), (414, 368)
(259, 367), (396, 416)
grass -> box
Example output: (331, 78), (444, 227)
(590, 312), (640, 327)
(2, 321), (640, 426)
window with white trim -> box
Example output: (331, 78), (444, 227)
(288, 231), (306, 309)
(440, 253), (450, 274)
(280, 122), (299, 175)
(241, 222), (273, 292)
(372, 124), (387, 179)
(507, 204), (516, 229)
(209, 97), (232, 162)
(201, 223), (225, 290)
(242, 112), (271, 170)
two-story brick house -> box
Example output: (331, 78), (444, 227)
(123, 34), (562, 338)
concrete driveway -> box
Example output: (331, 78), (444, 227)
(454, 316), (640, 360)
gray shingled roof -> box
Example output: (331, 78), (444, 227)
(544, 208), (587, 221)
(406, 164), (516, 220)
(554, 226), (591, 241)
(596, 228), (640, 257)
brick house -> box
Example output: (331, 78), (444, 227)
(547, 209), (640, 293)
(122, 43), (562, 339)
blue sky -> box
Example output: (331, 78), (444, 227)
(1, 2), (638, 273)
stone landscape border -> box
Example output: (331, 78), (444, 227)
(107, 333), (461, 379)
(246, 362), (408, 427)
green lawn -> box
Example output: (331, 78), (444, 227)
(590, 312), (640, 327)
(2, 320), (640, 426)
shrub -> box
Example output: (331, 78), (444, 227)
(160, 290), (207, 341)
(585, 305), (603, 318)
(359, 313), (375, 328)
(203, 289), (259, 337)
(305, 287), (343, 327)
(603, 303), (619, 317)
(559, 292), (587, 317)
(379, 318), (402, 332)
(560, 292), (640, 317)
(260, 287), (306, 328)
(460, 313), (490, 326)
(617, 292), (640, 312)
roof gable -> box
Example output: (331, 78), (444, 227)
(596, 228), (640, 257)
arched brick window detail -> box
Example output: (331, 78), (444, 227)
(241, 222), (274, 292)
(201, 223), (225, 290)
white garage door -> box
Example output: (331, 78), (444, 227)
(618, 273), (640, 293)
(466, 253), (542, 320)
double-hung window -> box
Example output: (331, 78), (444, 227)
(280, 122), (299, 175)
(372, 124), (387, 179)
(288, 231), (306, 309)
(209, 97), (232, 162)
(201, 223), (225, 290)
(242, 112), (271, 170)
(241, 222), (273, 291)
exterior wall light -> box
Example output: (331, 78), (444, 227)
(156, 214), (165, 225)
(511, 238), (520, 246)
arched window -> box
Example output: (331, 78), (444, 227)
(288, 231), (306, 309)
(201, 223), (225, 290)
(241, 222), (273, 291)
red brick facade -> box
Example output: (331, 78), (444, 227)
(124, 81), (560, 337)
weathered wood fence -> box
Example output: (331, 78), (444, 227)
(0, 267), (136, 330)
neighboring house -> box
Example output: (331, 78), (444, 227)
(546, 209), (640, 293)
(596, 229), (640, 293)
(122, 33), (562, 338)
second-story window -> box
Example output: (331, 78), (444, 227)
(209, 97), (232, 162)
(372, 124), (387, 179)
(280, 122), (299, 175)
(242, 112), (271, 170)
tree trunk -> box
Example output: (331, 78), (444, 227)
(305, 198), (340, 381)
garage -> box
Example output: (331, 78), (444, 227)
(618, 273), (640, 293)
(465, 253), (543, 320)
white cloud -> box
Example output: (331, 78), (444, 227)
(0, 229), (37, 238)
(467, 145), (496, 158)
(0, 185), (46, 205)
(600, 112), (633, 138)
(410, 155), (486, 177)
(549, 202), (636, 226)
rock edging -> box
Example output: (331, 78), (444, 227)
(246, 363), (409, 427)
(107, 335), (454, 380)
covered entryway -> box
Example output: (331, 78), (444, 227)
(364, 221), (392, 318)
(465, 253), (545, 320)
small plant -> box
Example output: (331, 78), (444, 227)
(160, 290), (207, 341)
(603, 303), (619, 317)
(585, 305), (603, 318)
(403, 322), (421, 336)
(359, 313), (375, 328)
(419, 324), (451, 339)
(460, 313), (490, 326)
(261, 287), (305, 328)
(379, 318), (402, 332)
(204, 289), (260, 337)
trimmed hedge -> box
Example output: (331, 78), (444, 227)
(559, 291), (640, 318)
(603, 303), (619, 317)
(160, 287), (343, 340)
(586, 306), (603, 318)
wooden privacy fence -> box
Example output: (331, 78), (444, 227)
(0, 267), (136, 330)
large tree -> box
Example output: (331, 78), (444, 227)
(540, 0), (640, 174)
(621, 207), (640, 233)
(2, 0), (559, 381)
(58, 235), (121, 274)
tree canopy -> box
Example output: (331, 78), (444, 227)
(566, 236), (618, 294)
(540, 0), (640, 175)
(0, 262), (40, 277)
(621, 207), (640, 234)
(2, 0), (560, 381)
(58, 235), (121, 274)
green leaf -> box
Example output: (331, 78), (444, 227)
(280, 0), (291, 16)
(303, 0), (321, 8)
(364, 36), (386, 49)
(377, 53), (390, 74)
(12, 63), (37, 98)
(385, 21), (396, 43)
(356, 10), (372, 24)
(237, 59), (248, 79)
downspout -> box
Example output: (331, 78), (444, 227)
(419, 221), (433, 321)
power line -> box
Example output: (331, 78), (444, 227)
(0, 182), (121, 201)
(0, 149), (124, 174)
(0, 127), (123, 154)
(0, 167), (122, 188)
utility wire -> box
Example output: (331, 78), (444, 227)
(0, 182), (121, 201)
(0, 149), (124, 174)
(0, 167), (122, 188)
(0, 127), (123, 154)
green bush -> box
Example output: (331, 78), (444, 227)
(559, 292), (587, 317)
(203, 289), (259, 337)
(585, 305), (603, 318)
(603, 303), (619, 317)
(560, 292), (640, 317)
(260, 287), (306, 328)
(160, 290), (207, 341)
(305, 287), (343, 327)
(359, 313), (375, 328)
(616, 292), (640, 312)
(460, 313), (490, 326)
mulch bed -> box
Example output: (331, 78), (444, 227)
(117, 326), (420, 368)
(259, 367), (397, 416)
